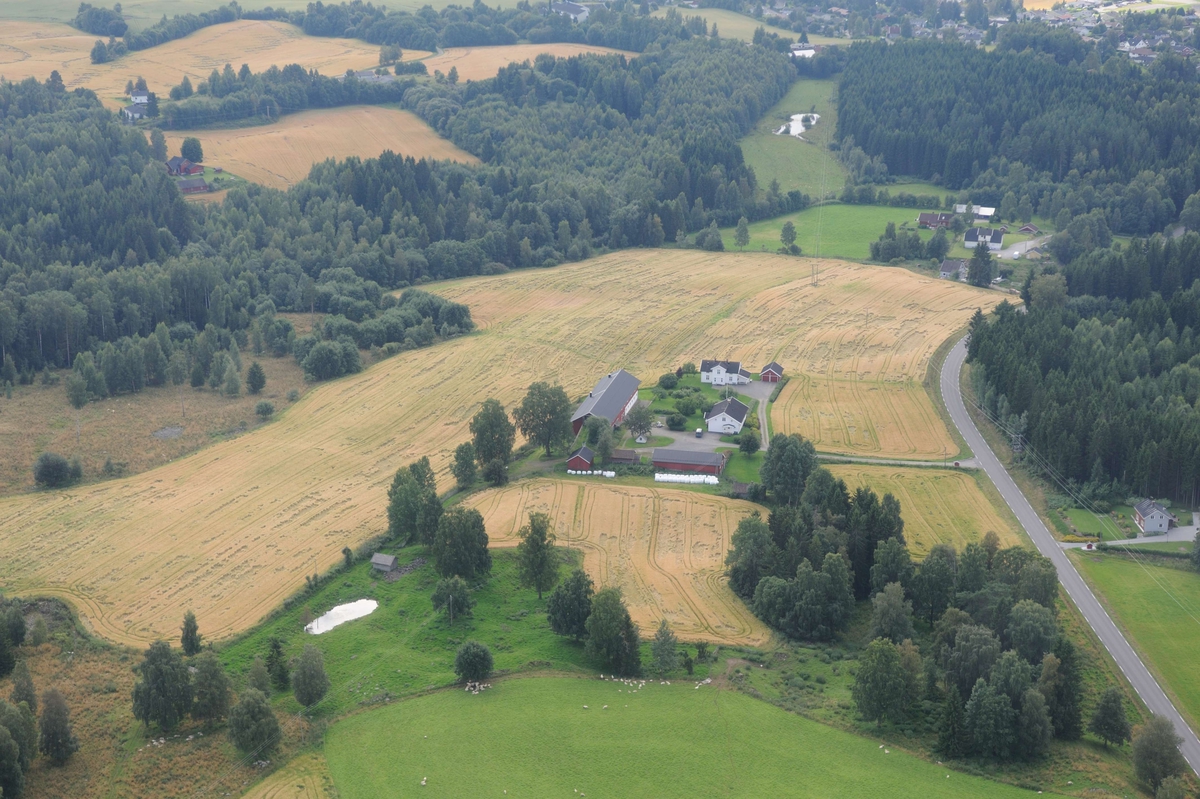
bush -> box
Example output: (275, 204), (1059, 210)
(666, 413), (687, 431)
(482, 458), (509, 487)
(228, 689), (280, 755)
(33, 453), (75, 488)
(286, 389), (300, 402)
(454, 641), (493, 682)
(658, 373), (678, 390)
(675, 397), (698, 417)
(255, 401), (275, 419)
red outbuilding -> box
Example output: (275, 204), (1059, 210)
(567, 446), (595, 471)
(651, 449), (727, 475)
(760, 362), (784, 382)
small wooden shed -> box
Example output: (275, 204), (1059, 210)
(370, 553), (397, 573)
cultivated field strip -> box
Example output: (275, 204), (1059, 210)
(827, 464), (1022, 558)
(0, 252), (995, 645)
(0, 20), (379, 108)
(403, 43), (639, 82)
(467, 478), (769, 646)
(163, 107), (479, 190)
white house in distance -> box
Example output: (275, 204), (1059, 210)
(130, 91), (149, 105)
(700, 359), (751, 386)
(1133, 500), (1177, 535)
(705, 397), (749, 434)
(955, 203), (996, 221)
(965, 227), (1004, 251)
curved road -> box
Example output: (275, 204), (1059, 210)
(942, 337), (1200, 774)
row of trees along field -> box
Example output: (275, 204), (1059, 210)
(0, 33), (793, 378)
(836, 27), (1200, 238)
(158, 63), (414, 128)
(77, 0), (727, 61)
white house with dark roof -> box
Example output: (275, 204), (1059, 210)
(550, 1), (589, 21)
(571, 369), (641, 435)
(705, 397), (749, 434)
(1133, 500), (1177, 535)
(965, 227), (1004, 251)
(700, 359), (751, 386)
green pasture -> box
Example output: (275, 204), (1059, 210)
(722, 203), (933, 261)
(1072, 550), (1200, 729)
(719, 448), (764, 483)
(651, 7), (797, 42)
(325, 676), (1048, 799)
(740, 78), (845, 199)
(217, 548), (684, 717)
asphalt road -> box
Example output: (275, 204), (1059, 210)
(941, 337), (1200, 774)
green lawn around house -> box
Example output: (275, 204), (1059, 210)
(324, 676), (1050, 799)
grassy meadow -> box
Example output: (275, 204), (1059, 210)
(1072, 550), (1200, 729)
(722, 203), (935, 260)
(325, 676), (1047, 799)
(740, 78), (845, 199)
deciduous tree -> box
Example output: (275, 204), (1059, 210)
(585, 588), (640, 676)
(470, 399), (515, 466)
(868, 581), (913, 643)
(1134, 715), (1187, 791)
(432, 506), (492, 579)
(132, 640), (193, 732)
(229, 689), (280, 756)
(513, 382), (573, 456)
(292, 644), (329, 708)
(387, 457), (442, 545)
(452, 442), (477, 490)
(191, 651), (231, 726)
(1089, 686), (1131, 747)
(852, 638), (912, 725)
(547, 569), (593, 640)
(9, 661), (34, 715)
(454, 641), (493, 682)
(516, 512), (558, 599)
(432, 576), (474, 623)
(651, 619), (679, 676)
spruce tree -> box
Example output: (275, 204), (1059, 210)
(180, 610), (201, 656)
(265, 638), (290, 690)
(38, 688), (78, 765)
(9, 661), (34, 715)
(937, 686), (969, 758)
(246, 361), (266, 394)
(651, 619), (679, 676)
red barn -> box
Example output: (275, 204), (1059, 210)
(760, 362), (784, 383)
(567, 446), (595, 471)
(651, 449), (727, 476)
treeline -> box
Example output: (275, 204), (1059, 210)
(969, 281), (1200, 505)
(869, 223), (949, 262)
(280, 0), (714, 54)
(72, 3), (127, 36)
(837, 34), (1200, 236)
(159, 63), (415, 129)
(726, 435), (907, 639)
(123, 2), (243, 51)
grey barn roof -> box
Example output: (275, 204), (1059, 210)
(370, 553), (397, 570)
(571, 369), (640, 425)
(706, 397), (749, 424)
(651, 449), (726, 467)
(569, 445), (595, 462)
(762, 361), (784, 375)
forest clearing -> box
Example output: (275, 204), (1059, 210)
(163, 107), (479, 189)
(465, 478), (770, 646)
(403, 43), (639, 82)
(0, 20), (379, 107)
(827, 464), (1023, 557)
(0, 252), (994, 646)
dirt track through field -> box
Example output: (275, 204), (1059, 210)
(467, 478), (769, 646)
(0, 252), (998, 645)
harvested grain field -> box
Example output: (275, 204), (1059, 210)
(404, 43), (638, 83)
(0, 251), (996, 646)
(0, 20), (379, 108)
(828, 464), (1022, 558)
(163, 106), (478, 189)
(467, 478), (769, 646)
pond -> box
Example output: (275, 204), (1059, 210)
(304, 599), (378, 634)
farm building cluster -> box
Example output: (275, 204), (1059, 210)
(566, 360), (782, 475)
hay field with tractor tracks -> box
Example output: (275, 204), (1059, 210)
(0, 251), (996, 647)
(0, 20), (380, 108)
(402, 43), (639, 82)
(465, 478), (770, 646)
(162, 106), (480, 189)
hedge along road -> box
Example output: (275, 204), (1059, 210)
(942, 336), (1200, 775)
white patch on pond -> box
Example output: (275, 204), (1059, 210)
(305, 599), (378, 634)
(775, 113), (821, 138)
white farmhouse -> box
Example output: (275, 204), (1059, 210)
(550, 1), (589, 22)
(700, 359), (751, 386)
(705, 397), (749, 435)
(1133, 500), (1177, 535)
